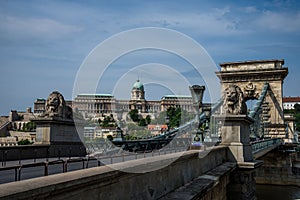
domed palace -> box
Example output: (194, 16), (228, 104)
(129, 80), (147, 113)
(39, 79), (196, 118)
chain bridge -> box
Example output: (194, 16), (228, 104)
(0, 59), (299, 200)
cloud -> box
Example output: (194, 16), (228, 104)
(0, 15), (82, 40)
(244, 6), (258, 13)
(247, 10), (300, 33)
(119, 7), (246, 37)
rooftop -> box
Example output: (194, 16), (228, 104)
(132, 80), (144, 91)
(161, 95), (192, 100)
(76, 94), (113, 97)
(283, 96), (300, 103)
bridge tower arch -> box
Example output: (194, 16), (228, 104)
(216, 59), (288, 138)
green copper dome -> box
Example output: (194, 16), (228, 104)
(132, 80), (144, 91)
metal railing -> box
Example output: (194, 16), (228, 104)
(0, 146), (189, 184)
(251, 138), (282, 154)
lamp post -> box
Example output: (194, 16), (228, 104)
(116, 109), (123, 128)
(114, 109), (124, 142)
(189, 85), (205, 145)
(165, 115), (170, 132)
(203, 109), (211, 142)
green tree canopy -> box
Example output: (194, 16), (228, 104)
(129, 109), (139, 122)
(285, 103), (300, 131)
(145, 115), (151, 125)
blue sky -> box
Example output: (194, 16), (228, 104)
(0, 0), (300, 115)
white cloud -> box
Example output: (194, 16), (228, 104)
(119, 7), (246, 37)
(0, 15), (82, 40)
(255, 10), (300, 32)
(244, 6), (258, 13)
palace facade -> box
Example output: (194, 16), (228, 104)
(34, 80), (196, 118)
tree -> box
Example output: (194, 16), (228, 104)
(145, 115), (151, 125)
(284, 104), (300, 131)
(138, 118), (147, 126)
(22, 122), (36, 132)
(295, 112), (300, 132)
(106, 135), (113, 141)
(167, 107), (182, 128)
(294, 104), (300, 113)
(99, 115), (117, 127)
(129, 109), (139, 122)
(18, 139), (32, 145)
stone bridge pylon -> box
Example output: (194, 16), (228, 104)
(216, 59), (288, 138)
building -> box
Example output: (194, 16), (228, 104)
(34, 99), (46, 113)
(83, 126), (118, 140)
(73, 94), (117, 116)
(83, 127), (96, 140)
(129, 79), (147, 113)
(283, 96), (300, 110)
(34, 80), (202, 120)
(160, 95), (193, 112)
(148, 124), (168, 135)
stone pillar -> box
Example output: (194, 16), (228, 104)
(31, 91), (86, 157)
(215, 114), (263, 200)
(216, 115), (254, 163)
(34, 118), (83, 144)
(32, 118), (86, 157)
(227, 169), (257, 200)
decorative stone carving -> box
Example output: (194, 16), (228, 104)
(41, 91), (73, 120)
(222, 85), (247, 115)
(244, 82), (259, 100)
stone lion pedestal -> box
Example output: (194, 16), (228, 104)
(33, 118), (85, 157)
(216, 115), (254, 163)
(32, 91), (86, 157)
(215, 84), (263, 200)
(215, 114), (263, 200)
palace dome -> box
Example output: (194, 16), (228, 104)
(132, 80), (144, 91)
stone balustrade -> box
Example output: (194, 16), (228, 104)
(0, 146), (228, 200)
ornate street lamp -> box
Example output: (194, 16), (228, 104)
(189, 85), (205, 145)
(189, 85), (205, 112)
(116, 109), (123, 127)
(165, 115), (170, 132)
(114, 109), (124, 141)
(114, 126), (124, 142)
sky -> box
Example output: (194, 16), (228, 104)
(0, 0), (300, 115)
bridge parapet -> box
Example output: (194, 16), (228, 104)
(251, 138), (282, 154)
(0, 147), (228, 200)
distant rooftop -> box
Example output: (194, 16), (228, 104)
(35, 98), (46, 102)
(76, 94), (114, 98)
(283, 96), (300, 103)
(161, 95), (192, 100)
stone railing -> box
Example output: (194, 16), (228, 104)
(251, 138), (282, 154)
(0, 146), (228, 200)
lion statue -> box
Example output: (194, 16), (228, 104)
(43, 91), (72, 119)
(222, 85), (247, 115)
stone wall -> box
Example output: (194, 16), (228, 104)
(0, 146), (228, 200)
(255, 146), (300, 186)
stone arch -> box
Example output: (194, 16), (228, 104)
(216, 59), (288, 138)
